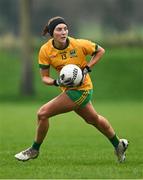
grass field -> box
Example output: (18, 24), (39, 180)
(0, 101), (143, 179)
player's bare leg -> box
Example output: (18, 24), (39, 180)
(15, 92), (77, 161)
(75, 102), (115, 138)
(35, 92), (77, 143)
(75, 102), (129, 162)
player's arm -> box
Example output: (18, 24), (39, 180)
(40, 68), (64, 87)
(40, 68), (55, 86)
(81, 45), (105, 78)
(39, 47), (56, 86)
(87, 45), (105, 68)
(78, 39), (105, 73)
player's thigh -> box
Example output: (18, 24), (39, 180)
(74, 102), (98, 121)
(38, 92), (77, 117)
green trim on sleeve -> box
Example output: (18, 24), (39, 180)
(95, 44), (99, 51)
(92, 44), (99, 56)
(39, 64), (50, 69)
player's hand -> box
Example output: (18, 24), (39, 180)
(62, 78), (74, 87)
(83, 65), (91, 75)
(54, 77), (74, 87)
(80, 65), (91, 85)
(53, 78), (62, 86)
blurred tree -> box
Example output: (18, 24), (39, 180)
(1, 0), (143, 36)
(132, 0), (143, 25)
(0, 0), (19, 34)
(32, 0), (79, 35)
(20, 0), (35, 95)
(102, 0), (134, 33)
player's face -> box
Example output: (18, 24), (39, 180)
(53, 24), (68, 44)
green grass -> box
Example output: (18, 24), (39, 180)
(0, 101), (143, 179)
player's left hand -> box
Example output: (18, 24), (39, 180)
(54, 77), (74, 87)
(80, 65), (91, 85)
(82, 65), (91, 75)
(62, 78), (74, 87)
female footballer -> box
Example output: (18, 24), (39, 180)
(15, 16), (128, 162)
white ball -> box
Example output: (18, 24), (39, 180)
(60, 64), (83, 87)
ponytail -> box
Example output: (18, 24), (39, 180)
(42, 24), (49, 36)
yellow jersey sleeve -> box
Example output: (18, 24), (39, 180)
(77, 39), (98, 56)
(38, 46), (50, 69)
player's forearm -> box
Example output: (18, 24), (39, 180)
(42, 76), (55, 86)
(87, 47), (105, 68)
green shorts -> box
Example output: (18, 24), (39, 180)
(66, 89), (93, 107)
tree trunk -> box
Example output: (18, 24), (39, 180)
(20, 0), (34, 95)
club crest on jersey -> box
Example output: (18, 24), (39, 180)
(70, 49), (77, 58)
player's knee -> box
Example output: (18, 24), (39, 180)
(37, 108), (49, 120)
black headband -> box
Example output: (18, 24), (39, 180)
(48, 18), (67, 36)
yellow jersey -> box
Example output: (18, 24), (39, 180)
(38, 36), (98, 91)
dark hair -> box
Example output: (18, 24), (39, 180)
(42, 16), (67, 36)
